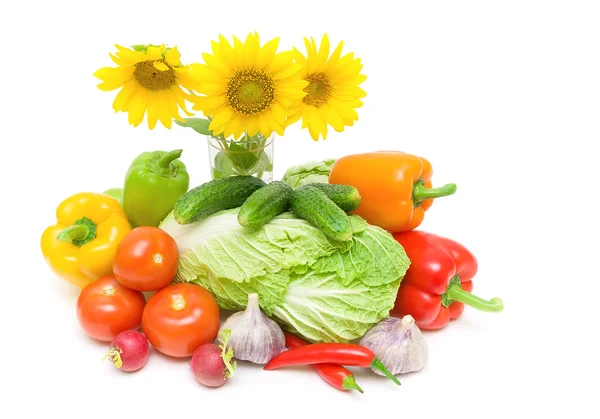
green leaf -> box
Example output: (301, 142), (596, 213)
(282, 159), (337, 189)
(174, 118), (213, 136)
(218, 329), (237, 379)
(227, 142), (260, 172)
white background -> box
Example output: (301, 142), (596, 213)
(1, 1), (598, 418)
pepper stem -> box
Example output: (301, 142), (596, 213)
(412, 180), (457, 206)
(370, 358), (401, 386)
(148, 149), (183, 177)
(158, 149), (183, 168)
(56, 217), (97, 247)
(442, 275), (504, 312)
(342, 374), (364, 393)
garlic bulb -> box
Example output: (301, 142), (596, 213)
(220, 293), (285, 364)
(359, 315), (428, 375)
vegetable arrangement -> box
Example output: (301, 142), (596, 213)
(42, 34), (503, 393)
(40, 148), (503, 392)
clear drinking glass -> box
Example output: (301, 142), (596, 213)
(207, 132), (274, 183)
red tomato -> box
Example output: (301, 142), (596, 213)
(76, 275), (146, 342)
(113, 227), (179, 292)
(141, 283), (220, 358)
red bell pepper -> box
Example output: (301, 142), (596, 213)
(391, 231), (503, 330)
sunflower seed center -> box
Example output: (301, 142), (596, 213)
(227, 69), (275, 115)
(302, 73), (332, 108)
(134, 60), (176, 91)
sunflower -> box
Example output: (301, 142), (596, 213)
(94, 44), (198, 129)
(188, 33), (309, 139)
(288, 34), (367, 141)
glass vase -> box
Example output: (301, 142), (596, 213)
(207, 132), (274, 183)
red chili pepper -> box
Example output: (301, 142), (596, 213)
(264, 342), (401, 385)
(284, 332), (363, 393)
(391, 230), (504, 330)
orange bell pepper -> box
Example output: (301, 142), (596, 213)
(41, 192), (132, 288)
(329, 151), (456, 232)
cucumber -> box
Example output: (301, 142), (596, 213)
(290, 185), (353, 242)
(174, 176), (266, 224)
(303, 183), (362, 212)
(238, 181), (294, 228)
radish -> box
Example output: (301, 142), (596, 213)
(103, 330), (150, 372)
(190, 329), (237, 387)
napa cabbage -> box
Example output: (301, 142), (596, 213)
(160, 208), (410, 343)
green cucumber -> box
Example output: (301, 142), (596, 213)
(290, 185), (353, 242)
(238, 181), (294, 228)
(174, 176), (266, 224)
(304, 183), (362, 212)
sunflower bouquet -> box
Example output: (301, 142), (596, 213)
(94, 33), (366, 181)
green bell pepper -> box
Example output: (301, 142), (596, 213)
(122, 149), (190, 227)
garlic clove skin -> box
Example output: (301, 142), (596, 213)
(359, 315), (428, 376)
(220, 293), (285, 365)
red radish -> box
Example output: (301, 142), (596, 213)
(103, 330), (150, 372)
(190, 329), (237, 388)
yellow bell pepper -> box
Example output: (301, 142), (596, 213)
(41, 192), (132, 288)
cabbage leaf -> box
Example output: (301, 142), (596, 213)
(160, 208), (410, 343)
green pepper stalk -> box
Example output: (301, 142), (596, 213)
(122, 149), (190, 228)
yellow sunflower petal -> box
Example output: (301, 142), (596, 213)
(192, 95), (227, 113)
(230, 113), (245, 139)
(243, 32), (260, 68)
(300, 105), (311, 129)
(153, 61), (169, 71)
(146, 91), (160, 130)
(164, 47), (181, 66)
(270, 102), (286, 124)
(245, 114), (260, 137)
(146, 45), (166, 60)
(185, 63), (223, 85)
(284, 107), (303, 128)
(214, 35), (234, 61)
(318, 34), (330, 63)
(328, 97), (359, 120)
(258, 114), (272, 137)
(174, 66), (199, 90)
(256, 37), (280, 69)
(304, 106), (325, 140)
(263, 111), (284, 136)
(109, 53), (121, 65)
(113, 79), (138, 112)
(197, 83), (227, 95)
(115, 45), (148, 65)
(292, 47), (308, 69)
(323, 41), (344, 72)
(172, 86), (195, 116)
(320, 104), (345, 132)
(202, 53), (232, 78)
(273, 62), (303, 81)
(265, 51), (295, 74)
(209, 106), (235, 132)
(158, 90), (176, 129)
(127, 88), (150, 127)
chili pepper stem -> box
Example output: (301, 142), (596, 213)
(443, 276), (504, 312)
(371, 358), (401, 385)
(412, 181), (457, 203)
(342, 375), (364, 393)
(148, 149), (183, 176)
